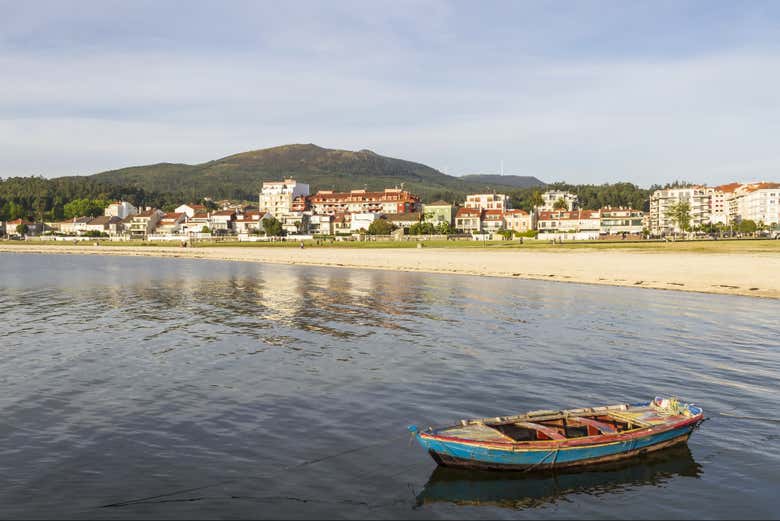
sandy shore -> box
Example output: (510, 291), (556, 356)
(2, 243), (779, 299)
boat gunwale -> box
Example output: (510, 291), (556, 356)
(419, 407), (703, 451)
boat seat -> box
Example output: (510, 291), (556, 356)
(571, 417), (618, 434)
(515, 421), (566, 440)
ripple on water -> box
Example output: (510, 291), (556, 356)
(0, 252), (777, 519)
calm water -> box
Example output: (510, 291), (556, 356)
(0, 253), (778, 519)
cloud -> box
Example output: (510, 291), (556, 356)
(1, 1), (779, 186)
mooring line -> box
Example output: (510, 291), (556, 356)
(101, 431), (409, 508)
(719, 412), (780, 423)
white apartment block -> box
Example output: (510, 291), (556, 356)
(540, 190), (578, 211)
(732, 183), (780, 225)
(259, 179), (310, 218)
(648, 187), (712, 235)
(464, 193), (509, 211)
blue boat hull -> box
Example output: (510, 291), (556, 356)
(415, 423), (697, 471)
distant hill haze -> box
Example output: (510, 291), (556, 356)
(86, 144), (546, 203)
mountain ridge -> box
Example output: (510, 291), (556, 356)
(85, 144), (546, 202)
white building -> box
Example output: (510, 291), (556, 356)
(175, 204), (207, 218)
(155, 213), (187, 234)
(259, 179), (310, 218)
(731, 183), (780, 225)
(104, 201), (138, 219)
(648, 187), (712, 235)
(308, 214), (334, 235)
(540, 190), (578, 211)
(503, 209), (535, 233)
(350, 212), (379, 232)
(126, 209), (164, 238)
(464, 193), (509, 211)
(599, 207), (645, 235)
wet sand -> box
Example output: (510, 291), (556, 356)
(1, 243), (778, 299)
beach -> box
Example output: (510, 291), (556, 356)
(2, 242), (778, 299)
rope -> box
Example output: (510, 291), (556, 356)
(101, 432), (408, 509)
(719, 412), (780, 424)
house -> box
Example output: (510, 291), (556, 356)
(104, 201), (138, 219)
(126, 209), (164, 238)
(333, 213), (352, 234)
(183, 212), (212, 235)
(385, 212), (422, 232)
(455, 207), (482, 233)
(308, 214), (334, 235)
(503, 209), (534, 233)
(209, 210), (236, 234)
(233, 211), (270, 234)
(155, 213), (187, 234)
(84, 215), (123, 235)
(480, 209), (505, 233)
(4, 218), (39, 236)
(59, 216), (93, 235)
(279, 211), (309, 234)
(175, 204), (207, 218)
(423, 200), (454, 227)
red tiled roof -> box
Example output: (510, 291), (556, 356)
(715, 182), (741, 193)
(455, 207), (481, 218)
(539, 210), (600, 220)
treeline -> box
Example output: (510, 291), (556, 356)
(0, 176), (207, 221)
(0, 174), (698, 222)
(505, 182), (653, 212)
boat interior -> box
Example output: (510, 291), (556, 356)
(439, 402), (689, 443)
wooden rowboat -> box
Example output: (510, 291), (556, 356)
(408, 397), (703, 471)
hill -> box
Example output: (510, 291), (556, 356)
(87, 144), (540, 203)
(459, 174), (545, 189)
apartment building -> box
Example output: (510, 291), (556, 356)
(310, 188), (420, 215)
(648, 187), (712, 235)
(540, 190), (578, 211)
(731, 183), (780, 225)
(464, 193), (509, 211)
(600, 207), (645, 235)
(259, 179), (310, 218)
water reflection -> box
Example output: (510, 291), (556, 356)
(415, 445), (701, 510)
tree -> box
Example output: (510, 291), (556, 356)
(201, 226), (211, 234)
(738, 219), (757, 234)
(665, 201), (691, 235)
(552, 197), (568, 210)
(16, 223), (28, 236)
(529, 190), (544, 212)
(436, 221), (452, 235)
(367, 218), (395, 235)
(262, 216), (283, 237)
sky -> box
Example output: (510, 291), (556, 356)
(1, 0), (779, 187)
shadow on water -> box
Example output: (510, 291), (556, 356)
(414, 445), (701, 510)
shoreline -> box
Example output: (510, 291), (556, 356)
(1, 243), (779, 299)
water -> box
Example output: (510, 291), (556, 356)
(0, 252), (777, 519)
